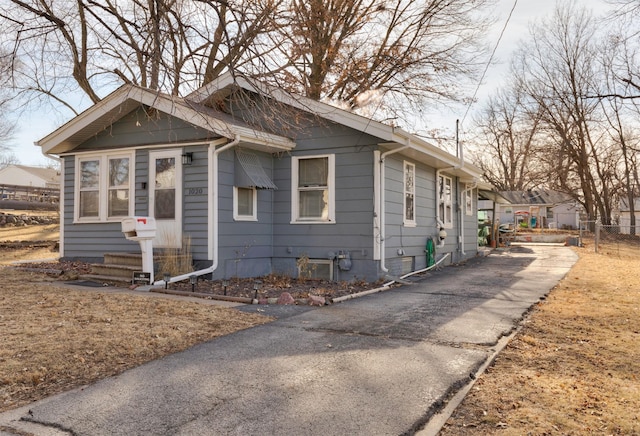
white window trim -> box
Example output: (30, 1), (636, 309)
(403, 161), (416, 227)
(439, 174), (454, 229)
(233, 186), (258, 221)
(465, 184), (473, 216)
(291, 154), (335, 224)
(74, 151), (135, 223)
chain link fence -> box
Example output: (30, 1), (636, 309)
(580, 220), (640, 252)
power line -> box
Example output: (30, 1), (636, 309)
(461, 0), (519, 127)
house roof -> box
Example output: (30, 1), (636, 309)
(0, 165), (59, 182)
(36, 85), (296, 155)
(37, 75), (483, 181)
(499, 189), (574, 206)
(188, 73), (483, 181)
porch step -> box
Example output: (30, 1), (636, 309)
(89, 252), (146, 283)
(89, 263), (141, 280)
(103, 252), (143, 268)
(78, 274), (132, 284)
(89, 252), (191, 283)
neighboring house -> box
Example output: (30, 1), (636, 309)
(618, 197), (640, 234)
(0, 164), (60, 201)
(498, 189), (581, 230)
(36, 74), (483, 283)
(0, 165), (59, 188)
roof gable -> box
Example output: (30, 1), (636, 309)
(37, 85), (295, 155)
(499, 189), (574, 206)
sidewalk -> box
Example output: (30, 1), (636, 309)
(0, 244), (578, 436)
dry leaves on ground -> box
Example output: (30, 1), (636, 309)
(439, 239), (640, 435)
(0, 268), (272, 413)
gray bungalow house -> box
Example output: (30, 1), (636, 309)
(37, 74), (483, 284)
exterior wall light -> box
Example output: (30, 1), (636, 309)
(182, 152), (193, 165)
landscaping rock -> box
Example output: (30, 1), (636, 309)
(308, 294), (326, 306)
(0, 212), (59, 227)
(277, 292), (295, 305)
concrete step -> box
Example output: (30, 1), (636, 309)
(90, 263), (140, 280)
(78, 274), (131, 284)
(103, 252), (143, 267)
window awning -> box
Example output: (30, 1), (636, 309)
(235, 149), (278, 190)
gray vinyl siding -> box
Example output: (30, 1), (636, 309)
(215, 148), (275, 279)
(380, 156), (478, 276)
(58, 94), (477, 281)
(60, 156), (141, 262)
(77, 106), (216, 151)
(272, 122), (379, 281)
(182, 145), (210, 260)
(383, 156), (441, 276)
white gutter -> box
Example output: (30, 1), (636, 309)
(377, 142), (410, 273)
(154, 135), (240, 286)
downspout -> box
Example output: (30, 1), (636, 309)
(154, 135), (240, 286)
(378, 142), (411, 273)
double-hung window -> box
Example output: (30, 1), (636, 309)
(292, 154), (335, 223)
(438, 174), (453, 228)
(404, 161), (416, 226)
(465, 184), (473, 216)
(76, 153), (134, 222)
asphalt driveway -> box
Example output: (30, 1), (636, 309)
(0, 244), (578, 436)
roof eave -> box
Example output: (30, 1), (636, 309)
(37, 85), (294, 155)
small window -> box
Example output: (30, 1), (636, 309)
(79, 159), (100, 218)
(465, 185), (473, 216)
(292, 155), (335, 223)
(108, 157), (130, 217)
(234, 186), (257, 221)
(438, 174), (453, 228)
(404, 161), (416, 226)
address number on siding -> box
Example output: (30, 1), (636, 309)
(187, 188), (204, 195)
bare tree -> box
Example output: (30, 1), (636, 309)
(513, 3), (617, 222)
(470, 84), (546, 191)
(0, 0), (280, 110)
(600, 33), (640, 232)
(0, 0), (494, 129)
(263, 0), (492, 120)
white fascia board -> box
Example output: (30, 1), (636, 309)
(37, 85), (134, 154)
(37, 84), (294, 155)
(385, 130), (484, 180)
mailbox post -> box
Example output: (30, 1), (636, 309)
(121, 216), (157, 284)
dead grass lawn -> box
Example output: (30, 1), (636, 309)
(0, 268), (272, 413)
(440, 239), (640, 435)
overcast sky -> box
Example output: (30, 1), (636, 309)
(425, 0), (613, 146)
(14, 0), (613, 166)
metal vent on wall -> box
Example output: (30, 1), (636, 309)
(235, 149), (278, 190)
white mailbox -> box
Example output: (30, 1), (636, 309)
(121, 216), (157, 241)
(121, 216), (157, 285)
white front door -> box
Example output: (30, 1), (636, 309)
(149, 149), (182, 248)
